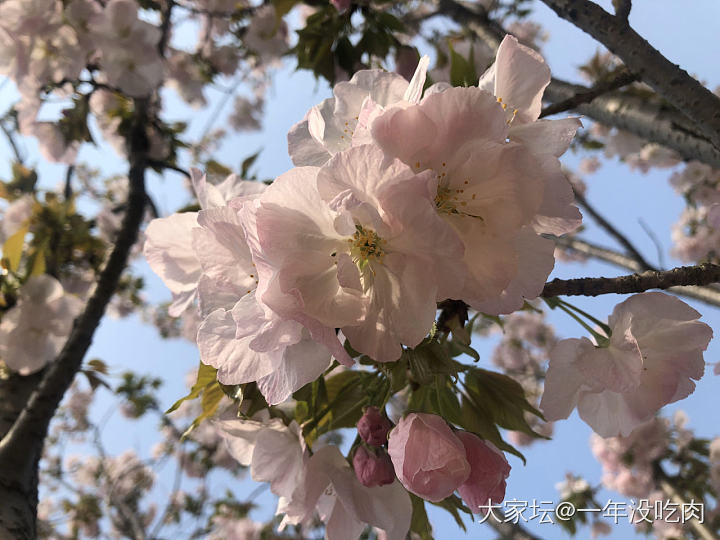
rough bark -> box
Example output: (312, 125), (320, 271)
(0, 372), (43, 539)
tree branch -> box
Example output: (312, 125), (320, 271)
(545, 79), (720, 168)
(0, 99), (148, 497)
(541, 262), (720, 298)
(539, 0), (720, 153)
(158, 0), (175, 58)
(539, 69), (638, 118)
(0, 111), (24, 164)
(612, 0), (631, 22)
(433, 0), (720, 168)
(554, 236), (720, 307)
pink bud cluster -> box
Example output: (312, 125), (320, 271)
(388, 413), (510, 511)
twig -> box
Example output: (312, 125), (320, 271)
(572, 190), (654, 271)
(158, 0), (175, 58)
(0, 112), (24, 164)
(539, 0), (720, 153)
(147, 159), (191, 179)
(545, 79), (720, 168)
(0, 99), (148, 485)
(638, 218), (665, 269)
(541, 262), (720, 298)
(63, 165), (75, 201)
(539, 70), (638, 118)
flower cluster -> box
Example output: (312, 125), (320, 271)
(145, 34), (581, 406)
(143, 34), (579, 537)
(388, 413), (510, 511)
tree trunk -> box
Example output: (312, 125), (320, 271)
(0, 372), (44, 539)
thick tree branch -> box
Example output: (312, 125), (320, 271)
(434, 0), (720, 168)
(0, 99), (148, 539)
(541, 262), (720, 298)
(539, 0), (720, 152)
(544, 80), (720, 168)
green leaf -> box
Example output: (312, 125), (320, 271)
(302, 371), (373, 442)
(27, 244), (46, 277)
(406, 339), (463, 384)
(449, 42), (477, 87)
(433, 378), (464, 426)
(9, 163), (38, 194)
(464, 367), (545, 435)
(408, 382), (435, 414)
(183, 381), (225, 439)
(430, 495), (472, 531)
(460, 394), (525, 462)
(166, 362), (218, 414)
(387, 356), (408, 392)
(2, 223), (28, 272)
(446, 339), (480, 361)
(240, 150), (261, 178)
(86, 358), (109, 375)
(410, 494), (433, 540)
(82, 370), (111, 391)
(205, 160), (233, 178)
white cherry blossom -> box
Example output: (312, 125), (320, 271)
(540, 292), (712, 437)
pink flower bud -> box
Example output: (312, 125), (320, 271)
(387, 413), (470, 502)
(456, 432), (511, 513)
(353, 446), (395, 487)
(357, 406), (392, 446)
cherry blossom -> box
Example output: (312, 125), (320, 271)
(146, 170), (331, 404)
(281, 445), (412, 540)
(287, 57), (430, 166)
(247, 145), (463, 362)
(540, 292), (712, 437)
(218, 413), (307, 501)
(144, 169), (264, 317)
(0, 275), (82, 375)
